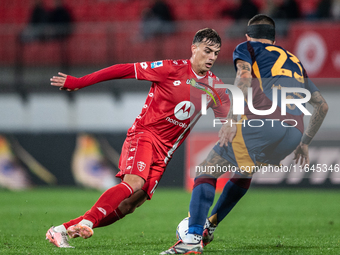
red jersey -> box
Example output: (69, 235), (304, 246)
(132, 59), (229, 162)
(63, 59), (229, 162)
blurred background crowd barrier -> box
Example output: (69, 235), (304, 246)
(0, 0), (339, 190)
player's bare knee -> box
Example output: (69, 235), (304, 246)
(123, 174), (145, 192)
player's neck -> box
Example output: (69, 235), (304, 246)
(248, 38), (274, 45)
(190, 59), (207, 77)
(191, 68), (205, 79)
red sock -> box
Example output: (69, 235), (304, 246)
(63, 216), (83, 229)
(94, 207), (125, 228)
(63, 207), (125, 229)
(83, 182), (133, 226)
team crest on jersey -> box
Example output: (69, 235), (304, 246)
(137, 161), (146, 172)
(151, 61), (163, 69)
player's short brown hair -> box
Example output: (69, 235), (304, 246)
(248, 14), (275, 28)
(193, 28), (221, 47)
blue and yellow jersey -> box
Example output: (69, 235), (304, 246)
(233, 41), (319, 133)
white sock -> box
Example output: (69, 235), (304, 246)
(182, 233), (202, 244)
(54, 225), (67, 233)
(79, 219), (93, 229)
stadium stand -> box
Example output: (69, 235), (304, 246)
(0, 0), (335, 93)
(0, 0), (320, 24)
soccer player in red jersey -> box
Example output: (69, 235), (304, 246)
(45, 28), (230, 248)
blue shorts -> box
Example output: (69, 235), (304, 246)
(213, 119), (302, 169)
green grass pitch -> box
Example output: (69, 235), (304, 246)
(0, 187), (339, 254)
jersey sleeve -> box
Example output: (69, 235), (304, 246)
(233, 42), (252, 71)
(134, 60), (171, 83)
(63, 63), (135, 90)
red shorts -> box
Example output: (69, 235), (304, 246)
(116, 132), (168, 199)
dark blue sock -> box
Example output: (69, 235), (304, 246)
(210, 176), (251, 225)
(188, 175), (217, 235)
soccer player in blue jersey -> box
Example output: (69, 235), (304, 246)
(161, 14), (329, 254)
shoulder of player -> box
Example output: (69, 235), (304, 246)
(236, 41), (248, 48)
(235, 41), (270, 52)
(166, 59), (190, 67)
(146, 59), (190, 72)
(136, 59), (189, 73)
(234, 41), (249, 51)
(136, 59), (188, 67)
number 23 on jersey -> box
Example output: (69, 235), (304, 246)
(266, 46), (304, 83)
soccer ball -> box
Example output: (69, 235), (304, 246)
(176, 217), (189, 240)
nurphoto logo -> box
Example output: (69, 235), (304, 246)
(200, 83), (312, 128)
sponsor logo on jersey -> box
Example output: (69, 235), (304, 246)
(140, 62), (148, 69)
(166, 117), (188, 128)
(151, 61), (163, 69)
(137, 161), (146, 172)
(174, 101), (195, 120)
(173, 80), (181, 86)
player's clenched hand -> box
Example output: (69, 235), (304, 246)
(218, 119), (236, 147)
(50, 72), (79, 91)
(293, 143), (309, 167)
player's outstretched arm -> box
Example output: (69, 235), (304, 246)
(219, 60), (252, 147)
(50, 72), (75, 91)
(293, 91), (329, 166)
(50, 63), (136, 91)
